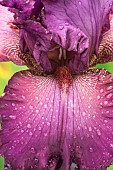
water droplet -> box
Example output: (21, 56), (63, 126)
(34, 158), (39, 163)
(100, 89), (104, 93)
(82, 112), (86, 116)
(31, 147), (35, 153)
(12, 103), (15, 106)
(38, 127), (41, 130)
(78, 1), (82, 5)
(89, 147), (93, 152)
(97, 95), (100, 100)
(107, 93), (113, 99)
(88, 105), (91, 109)
(21, 129), (24, 133)
(97, 129), (101, 136)
(47, 122), (50, 126)
(89, 127), (92, 132)
(22, 95), (25, 99)
(29, 132), (33, 136)
(65, 22), (69, 26)
(44, 133), (47, 137)
(29, 105), (33, 109)
(45, 30), (49, 34)
(44, 104), (47, 109)
(9, 115), (16, 119)
(110, 144), (113, 148)
(27, 123), (32, 128)
(36, 110), (39, 113)
(107, 86), (113, 90)
(104, 119), (108, 123)
(104, 101), (108, 105)
(59, 25), (64, 30)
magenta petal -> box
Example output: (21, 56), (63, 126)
(0, 5), (25, 65)
(1, 69), (113, 169)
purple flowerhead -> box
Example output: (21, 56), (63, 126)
(0, 0), (113, 170)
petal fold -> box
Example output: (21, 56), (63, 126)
(42, 0), (113, 72)
(1, 69), (113, 169)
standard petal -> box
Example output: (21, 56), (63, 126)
(0, 0), (43, 23)
(0, 5), (25, 65)
(42, 0), (113, 72)
(1, 69), (113, 169)
(20, 20), (54, 73)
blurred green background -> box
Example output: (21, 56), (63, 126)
(0, 62), (113, 170)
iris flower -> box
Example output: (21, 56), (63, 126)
(1, 0), (113, 169)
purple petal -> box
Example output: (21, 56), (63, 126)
(42, 0), (113, 72)
(0, 0), (42, 22)
(1, 69), (113, 169)
(0, 5), (25, 65)
(20, 20), (56, 73)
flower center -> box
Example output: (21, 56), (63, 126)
(47, 41), (75, 67)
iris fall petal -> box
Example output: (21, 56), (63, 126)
(1, 69), (113, 169)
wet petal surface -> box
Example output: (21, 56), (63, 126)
(0, 5), (25, 65)
(0, 69), (113, 169)
(42, 0), (113, 73)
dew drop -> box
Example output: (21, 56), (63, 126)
(44, 133), (47, 137)
(97, 95), (100, 100)
(97, 129), (101, 136)
(65, 22), (69, 26)
(100, 89), (104, 93)
(36, 110), (39, 113)
(110, 144), (113, 148)
(104, 119), (108, 123)
(82, 112), (86, 116)
(104, 100), (108, 105)
(89, 147), (93, 152)
(38, 127), (41, 130)
(29, 105), (33, 109)
(29, 132), (33, 136)
(44, 104), (47, 109)
(59, 25), (64, 30)
(88, 105), (91, 109)
(106, 93), (113, 99)
(9, 115), (16, 119)
(78, 1), (82, 5)
(21, 129), (24, 133)
(31, 147), (35, 153)
(107, 86), (112, 90)
(12, 103), (15, 106)
(22, 95), (25, 99)
(27, 123), (32, 128)
(89, 127), (92, 132)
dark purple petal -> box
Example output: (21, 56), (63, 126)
(0, 0), (43, 23)
(0, 5), (25, 65)
(41, 0), (113, 72)
(20, 20), (53, 73)
(1, 69), (113, 169)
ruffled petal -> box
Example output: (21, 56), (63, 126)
(92, 15), (113, 66)
(1, 69), (113, 169)
(20, 20), (53, 73)
(0, 0), (43, 23)
(0, 5), (25, 65)
(42, 0), (113, 72)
